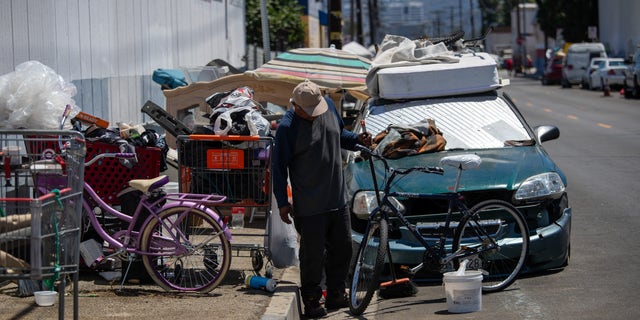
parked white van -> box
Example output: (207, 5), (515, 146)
(561, 42), (607, 88)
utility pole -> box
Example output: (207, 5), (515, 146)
(356, 0), (363, 44)
(368, 0), (379, 46)
(450, 6), (454, 34)
(329, 0), (343, 49)
(350, 0), (355, 42)
(458, 0), (463, 31)
(470, 0), (475, 38)
(516, 1), (521, 73)
(260, 0), (270, 62)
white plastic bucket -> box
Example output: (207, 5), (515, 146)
(442, 270), (483, 313)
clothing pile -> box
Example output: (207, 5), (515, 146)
(196, 86), (270, 137)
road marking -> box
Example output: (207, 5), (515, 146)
(567, 115), (578, 120)
(597, 123), (612, 129)
(526, 102), (533, 107)
(544, 108), (552, 113)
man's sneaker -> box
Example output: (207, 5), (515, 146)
(324, 292), (349, 310)
(304, 304), (327, 318)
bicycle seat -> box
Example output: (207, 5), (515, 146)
(129, 175), (170, 193)
(439, 154), (481, 170)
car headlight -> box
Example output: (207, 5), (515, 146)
(515, 172), (565, 201)
(352, 191), (405, 219)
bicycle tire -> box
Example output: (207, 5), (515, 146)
(140, 206), (232, 292)
(452, 199), (529, 293)
(348, 218), (388, 315)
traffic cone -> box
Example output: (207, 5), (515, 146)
(603, 78), (611, 97)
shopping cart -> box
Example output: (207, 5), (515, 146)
(177, 134), (272, 273)
(1, 130), (85, 320)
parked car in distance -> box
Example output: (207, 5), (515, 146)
(587, 58), (627, 90)
(581, 57), (607, 89)
(345, 53), (571, 279)
(562, 42), (607, 88)
(623, 45), (640, 99)
(542, 52), (565, 85)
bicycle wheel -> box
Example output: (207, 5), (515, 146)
(348, 218), (388, 315)
(140, 206), (232, 292)
(453, 199), (529, 293)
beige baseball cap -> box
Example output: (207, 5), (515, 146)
(291, 80), (328, 117)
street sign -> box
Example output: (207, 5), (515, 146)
(588, 26), (598, 40)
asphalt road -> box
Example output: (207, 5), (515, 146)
(323, 74), (640, 320)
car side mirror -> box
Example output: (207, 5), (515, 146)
(534, 125), (560, 143)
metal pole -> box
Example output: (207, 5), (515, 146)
(329, 0), (343, 49)
(260, 0), (271, 62)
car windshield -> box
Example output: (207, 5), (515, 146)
(365, 94), (531, 150)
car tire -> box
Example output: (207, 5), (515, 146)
(561, 77), (570, 88)
(541, 77), (548, 86)
(634, 76), (640, 98)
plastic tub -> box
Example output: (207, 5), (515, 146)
(442, 270), (483, 313)
(34, 290), (57, 307)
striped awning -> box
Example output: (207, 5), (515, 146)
(245, 47), (372, 93)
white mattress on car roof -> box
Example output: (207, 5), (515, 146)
(375, 52), (500, 100)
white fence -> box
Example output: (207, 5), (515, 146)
(0, 0), (246, 125)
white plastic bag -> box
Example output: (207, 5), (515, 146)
(0, 60), (79, 129)
(213, 106), (270, 136)
(265, 193), (299, 268)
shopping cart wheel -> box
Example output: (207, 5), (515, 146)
(251, 249), (264, 273)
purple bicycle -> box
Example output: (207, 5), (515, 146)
(39, 150), (232, 293)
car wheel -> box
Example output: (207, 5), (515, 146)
(541, 77), (548, 86)
(634, 76), (640, 98)
(561, 77), (570, 88)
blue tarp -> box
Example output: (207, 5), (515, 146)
(152, 68), (188, 89)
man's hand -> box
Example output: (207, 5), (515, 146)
(279, 205), (294, 224)
(358, 132), (372, 147)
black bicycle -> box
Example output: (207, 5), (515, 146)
(348, 145), (530, 315)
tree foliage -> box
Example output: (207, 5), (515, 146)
(536, 0), (598, 42)
(478, 0), (517, 29)
(246, 0), (306, 51)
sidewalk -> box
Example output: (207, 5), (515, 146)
(0, 217), (291, 320)
(262, 266), (301, 320)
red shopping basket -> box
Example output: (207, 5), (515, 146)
(83, 141), (161, 205)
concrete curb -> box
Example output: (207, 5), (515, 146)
(261, 266), (301, 320)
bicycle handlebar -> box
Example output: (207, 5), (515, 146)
(85, 152), (137, 167)
(354, 144), (444, 175)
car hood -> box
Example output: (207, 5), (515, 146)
(344, 146), (566, 196)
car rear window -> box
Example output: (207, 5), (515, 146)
(365, 94), (531, 150)
(609, 60), (625, 66)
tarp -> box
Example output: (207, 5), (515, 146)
(342, 41), (374, 59)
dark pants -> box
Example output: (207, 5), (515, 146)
(294, 207), (352, 305)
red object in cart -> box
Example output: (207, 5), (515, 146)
(83, 141), (161, 205)
(24, 136), (162, 205)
